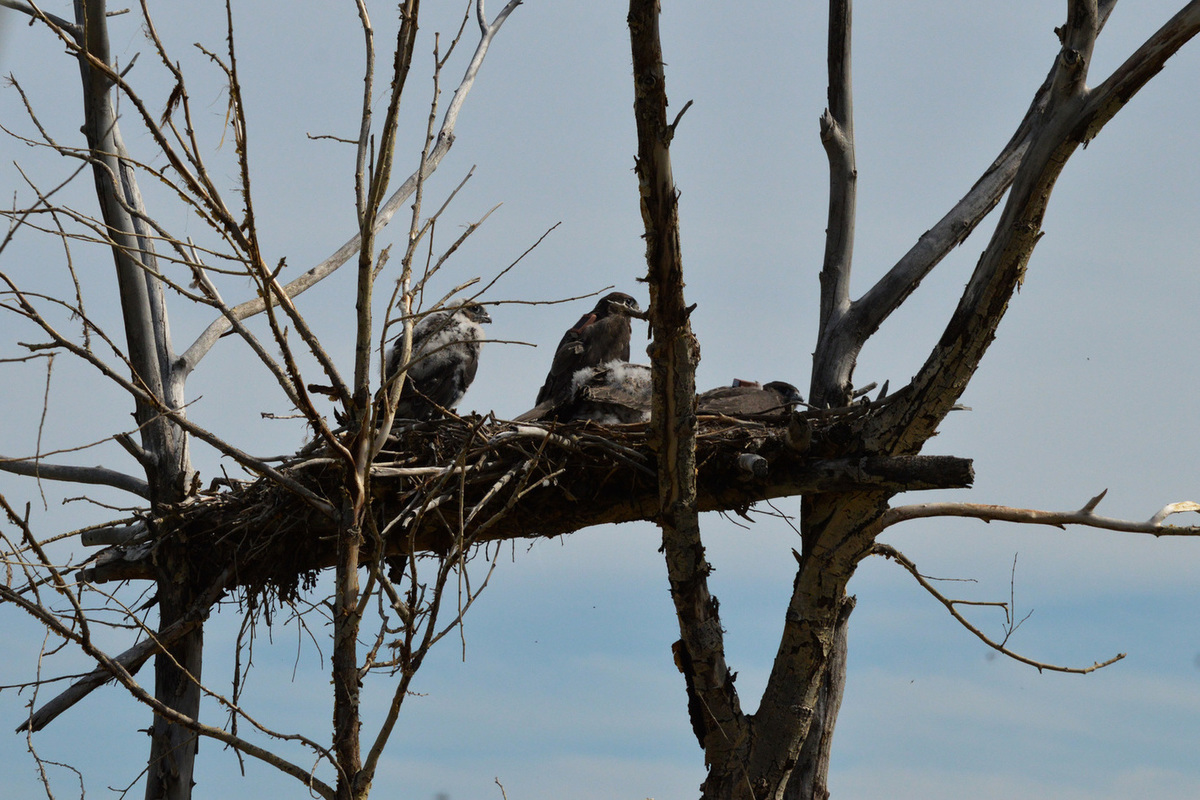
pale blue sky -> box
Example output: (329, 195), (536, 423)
(2, 2), (1200, 798)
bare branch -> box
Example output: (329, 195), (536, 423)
(812, 0), (856, 407)
(16, 566), (228, 733)
(1, 275), (336, 514)
(0, 575), (337, 798)
(874, 543), (1125, 674)
(876, 492), (1200, 537)
(630, 1), (751, 790)
(812, 2), (1122, 408)
(71, 0), (191, 502)
(863, 3), (1200, 455)
(1079, 1), (1200, 141)
(1148, 501), (1200, 526)
(179, 0), (524, 375)
(0, 0), (80, 36)
(0, 456), (150, 498)
(0, 512), (336, 798)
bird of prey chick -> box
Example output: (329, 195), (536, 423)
(386, 302), (491, 421)
(517, 360), (652, 423)
(697, 379), (803, 416)
(535, 291), (643, 406)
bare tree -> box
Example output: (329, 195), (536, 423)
(629, 0), (1200, 798)
(3, 1), (1200, 799)
(1, 1), (521, 798)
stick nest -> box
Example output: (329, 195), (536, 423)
(82, 404), (930, 605)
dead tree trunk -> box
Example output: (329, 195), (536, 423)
(631, 1), (1200, 798)
(73, 2), (198, 797)
(786, 596), (854, 800)
(631, 3), (754, 796)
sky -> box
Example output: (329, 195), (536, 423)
(2, 1), (1200, 798)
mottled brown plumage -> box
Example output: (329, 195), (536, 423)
(697, 380), (803, 417)
(516, 360), (649, 423)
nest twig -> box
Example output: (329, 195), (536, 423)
(79, 404), (974, 603)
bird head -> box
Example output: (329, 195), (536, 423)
(461, 303), (492, 325)
(763, 381), (804, 405)
(598, 292), (645, 320)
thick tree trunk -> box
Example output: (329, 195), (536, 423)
(786, 596), (854, 800)
(73, 4), (199, 798)
(145, 572), (204, 800)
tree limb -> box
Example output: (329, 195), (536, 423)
(1078, 1), (1200, 141)
(0, 456), (150, 498)
(630, 1), (752, 791)
(16, 566), (230, 733)
(0, 580), (336, 799)
(874, 490), (1200, 537)
(866, 0), (1200, 454)
(0, 0), (80, 36)
(0, 274), (336, 515)
(810, 1), (1121, 408)
(73, 0), (190, 503)
(873, 542), (1125, 674)
(177, 0), (523, 375)
(811, 0), (856, 408)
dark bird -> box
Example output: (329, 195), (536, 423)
(386, 302), (491, 421)
(697, 379), (803, 417)
(535, 292), (642, 406)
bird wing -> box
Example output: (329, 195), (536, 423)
(697, 385), (780, 416)
(535, 331), (586, 404)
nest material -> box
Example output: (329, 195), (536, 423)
(81, 403), (973, 603)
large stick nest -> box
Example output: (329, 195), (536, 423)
(81, 404), (973, 603)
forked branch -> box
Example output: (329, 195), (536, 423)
(874, 543), (1125, 674)
(811, 1), (1124, 408)
(869, 1), (1200, 453)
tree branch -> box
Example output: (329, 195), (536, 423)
(630, 1), (751, 788)
(17, 566), (230, 733)
(873, 543), (1125, 674)
(0, 277), (336, 515)
(0, 0), (80, 36)
(73, 0), (189, 503)
(0, 498), (336, 798)
(178, 0), (523, 375)
(811, 0), (857, 408)
(0, 579), (336, 798)
(875, 490), (1200, 537)
(813, 1), (1121, 408)
(867, 1), (1200, 454)
(0, 455), (149, 498)
(1078, 1), (1200, 141)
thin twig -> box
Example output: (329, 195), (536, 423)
(873, 542), (1124, 675)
